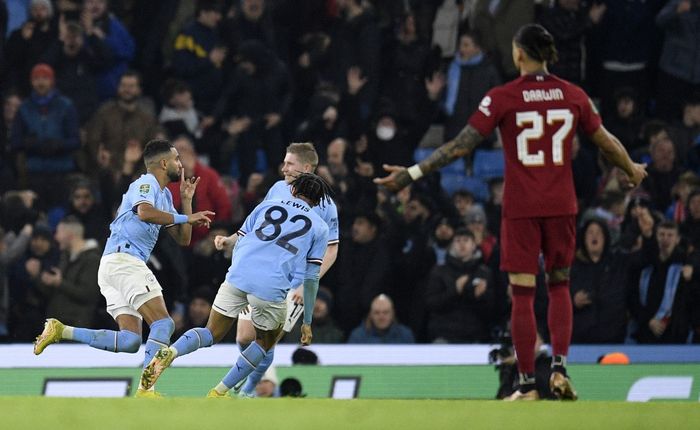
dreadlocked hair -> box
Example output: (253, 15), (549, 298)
(290, 173), (334, 208)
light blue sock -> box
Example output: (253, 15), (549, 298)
(143, 318), (175, 368)
(70, 328), (141, 353)
(240, 347), (275, 395)
(171, 327), (214, 357)
(221, 342), (266, 389)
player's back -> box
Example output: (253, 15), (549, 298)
(470, 74), (601, 219)
(226, 198), (329, 302)
(265, 180), (339, 242)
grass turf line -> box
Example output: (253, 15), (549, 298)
(1, 398), (700, 430)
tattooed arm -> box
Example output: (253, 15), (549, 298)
(373, 125), (484, 192)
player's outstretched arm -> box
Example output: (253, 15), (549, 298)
(590, 125), (648, 187)
(373, 124), (484, 192)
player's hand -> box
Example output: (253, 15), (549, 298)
(300, 324), (313, 346)
(373, 164), (412, 192)
(648, 318), (667, 337)
(291, 285), (304, 305)
(180, 170), (200, 201)
(189, 211), (215, 228)
(623, 163), (648, 189)
(214, 234), (233, 250)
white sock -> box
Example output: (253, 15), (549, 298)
(62, 325), (74, 340)
(214, 382), (229, 394)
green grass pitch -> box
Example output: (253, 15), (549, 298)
(1, 398), (699, 430)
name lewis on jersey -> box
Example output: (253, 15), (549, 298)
(281, 200), (310, 212)
(522, 88), (564, 103)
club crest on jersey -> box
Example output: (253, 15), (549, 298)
(139, 184), (150, 194)
(478, 96), (492, 116)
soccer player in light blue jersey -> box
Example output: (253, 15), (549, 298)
(140, 173), (332, 396)
(220, 142), (339, 397)
(33, 139), (215, 398)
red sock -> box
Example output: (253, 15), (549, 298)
(510, 285), (537, 374)
(547, 281), (573, 357)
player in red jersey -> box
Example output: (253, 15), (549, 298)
(375, 24), (647, 401)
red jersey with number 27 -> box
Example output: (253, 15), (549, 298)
(468, 74), (602, 219)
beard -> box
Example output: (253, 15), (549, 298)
(167, 169), (181, 182)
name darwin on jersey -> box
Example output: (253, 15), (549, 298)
(522, 88), (564, 103)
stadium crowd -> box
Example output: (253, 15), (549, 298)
(1, 0), (699, 346)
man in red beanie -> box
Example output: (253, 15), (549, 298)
(9, 63), (80, 209)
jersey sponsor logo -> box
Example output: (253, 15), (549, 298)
(139, 184), (151, 194)
(522, 88), (564, 103)
(478, 96), (492, 116)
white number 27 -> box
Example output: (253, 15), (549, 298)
(516, 109), (573, 166)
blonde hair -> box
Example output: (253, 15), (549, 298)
(286, 142), (318, 170)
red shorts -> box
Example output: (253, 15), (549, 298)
(500, 215), (576, 274)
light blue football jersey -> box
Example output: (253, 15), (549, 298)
(264, 180), (338, 286)
(225, 197), (329, 302)
(264, 180), (339, 244)
(103, 173), (178, 262)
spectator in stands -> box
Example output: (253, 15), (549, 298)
(672, 95), (700, 170)
(570, 219), (628, 343)
(37, 216), (100, 328)
(425, 228), (493, 343)
(465, 207), (497, 264)
(347, 294), (415, 344)
(212, 40), (292, 179)
(158, 79), (202, 141)
(81, 0), (135, 101)
(189, 225), (232, 292)
(682, 190), (700, 250)
(0, 221), (34, 340)
(451, 189), (476, 225)
(85, 70), (161, 177)
(335, 212), (390, 333)
(592, 0), (656, 118)
(363, 84), (443, 169)
(171, 0), (224, 116)
(641, 121), (682, 212)
(4, 0), (56, 95)
(606, 87), (646, 154)
(430, 217), (456, 266)
(42, 20), (110, 125)
(220, 0), (279, 60)
(167, 136), (231, 246)
(666, 171), (700, 223)
(628, 215), (695, 344)
(1, 92), (23, 193)
(655, 0), (700, 120)
(10, 64), (80, 209)
(294, 83), (344, 160)
(64, 179), (109, 245)
(443, 31), (500, 142)
(538, 0), (605, 85)
(470, 0), (534, 79)
(283, 287), (344, 344)
(484, 178), (503, 238)
(331, 0), (381, 118)
(382, 12), (438, 126)
(389, 194), (437, 335)
(8, 224), (59, 341)
(580, 190), (627, 246)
